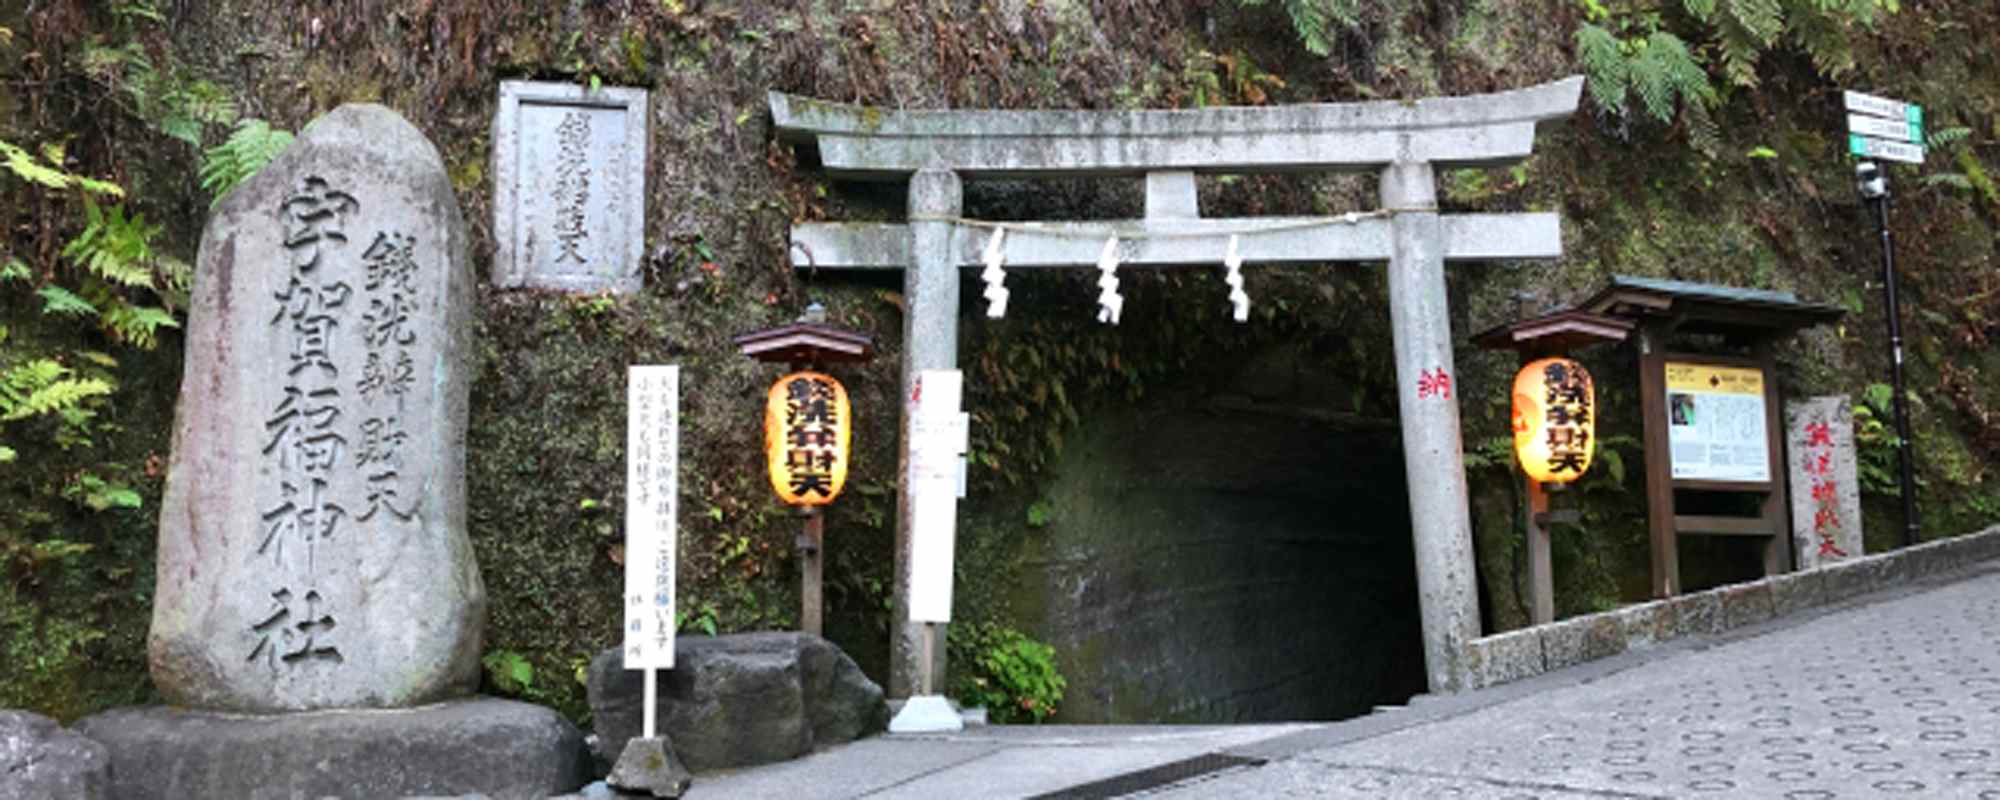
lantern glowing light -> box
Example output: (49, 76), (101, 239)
(765, 371), (852, 506)
(1512, 357), (1595, 484)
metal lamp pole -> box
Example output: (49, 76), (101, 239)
(1856, 161), (1920, 547)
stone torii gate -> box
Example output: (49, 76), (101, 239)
(771, 76), (1583, 699)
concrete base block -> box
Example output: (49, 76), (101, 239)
(1937, 535), (1979, 572)
(1769, 569), (1825, 618)
(1902, 539), (1953, 580)
(1613, 601), (1667, 650)
(1718, 580), (1776, 630)
(1874, 549), (1914, 587)
(1662, 592), (1722, 639)
(1964, 526), (2000, 562)
(608, 736), (692, 798)
(1820, 554), (1884, 601)
(73, 698), (589, 800)
(1465, 628), (1544, 690)
(887, 695), (963, 734)
(1541, 614), (1624, 672)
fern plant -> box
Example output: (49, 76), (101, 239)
(55, 199), (190, 348)
(1575, 0), (1893, 151)
(0, 141), (180, 482)
(1916, 126), (1999, 211)
(78, 40), (238, 148)
(1575, 13), (1718, 123)
(0, 140), (124, 197)
(1235, 0), (1365, 58)
(200, 119), (294, 206)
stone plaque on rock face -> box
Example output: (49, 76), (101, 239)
(1787, 395), (1864, 570)
(151, 104), (484, 712)
(493, 80), (648, 293)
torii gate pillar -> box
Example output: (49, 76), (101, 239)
(1382, 161), (1478, 691)
(893, 169), (962, 697)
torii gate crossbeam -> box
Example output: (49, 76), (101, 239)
(773, 77), (1584, 707)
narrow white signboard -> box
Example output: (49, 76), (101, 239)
(908, 369), (964, 623)
(624, 365), (679, 670)
(1846, 113), (1920, 143)
(1843, 90), (1920, 124)
(1848, 135), (1925, 165)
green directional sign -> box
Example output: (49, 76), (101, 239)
(1844, 89), (1925, 164)
(1850, 134), (1925, 164)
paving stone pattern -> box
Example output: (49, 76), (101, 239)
(1155, 567), (2000, 799)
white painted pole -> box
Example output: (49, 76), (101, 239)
(642, 667), (657, 740)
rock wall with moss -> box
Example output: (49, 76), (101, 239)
(4, 0), (1997, 724)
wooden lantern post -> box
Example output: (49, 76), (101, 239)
(734, 304), (874, 636)
(1473, 310), (1632, 625)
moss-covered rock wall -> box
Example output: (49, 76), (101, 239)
(4, 0), (1997, 723)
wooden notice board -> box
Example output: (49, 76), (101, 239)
(1639, 344), (1792, 597)
(1583, 275), (1842, 599)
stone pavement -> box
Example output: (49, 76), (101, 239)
(1157, 561), (2000, 799)
(688, 723), (1315, 799)
(688, 559), (2000, 799)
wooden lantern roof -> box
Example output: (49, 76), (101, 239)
(1471, 308), (1635, 355)
(733, 305), (875, 366)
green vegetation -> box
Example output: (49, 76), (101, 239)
(0, 144), (178, 719)
(199, 120), (295, 206)
(949, 623), (1067, 724)
(1234, 0), (1366, 58)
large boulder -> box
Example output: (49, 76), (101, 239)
(587, 633), (887, 771)
(149, 103), (484, 712)
(73, 697), (586, 800)
(0, 711), (109, 800)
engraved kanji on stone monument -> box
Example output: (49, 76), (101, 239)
(1787, 396), (1864, 569)
(152, 103), (484, 713)
(492, 80), (648, 293)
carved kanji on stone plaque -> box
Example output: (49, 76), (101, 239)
(151, 104), (485, 713)
(492, 81), (649, 293)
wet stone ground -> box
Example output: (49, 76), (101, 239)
(1152, 565), (2000, 799)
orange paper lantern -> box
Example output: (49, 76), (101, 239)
(1512, 357), (1595, 484)
(765, 371), (852, 506)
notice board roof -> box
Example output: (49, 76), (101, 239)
(1580, 275), (1844, 338)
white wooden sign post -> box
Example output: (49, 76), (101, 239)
(908, 369), (969, 624)
(891, 369), (969, 733)
(625, 365), (679, 740)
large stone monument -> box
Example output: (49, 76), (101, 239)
(150, 103), (484, 712)
(81, 104), (586, 800)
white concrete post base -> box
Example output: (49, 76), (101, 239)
(888, 695), (965, 734)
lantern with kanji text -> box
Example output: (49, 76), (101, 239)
(765, 371), (852, 506)
(1513, 356), (1595, 484)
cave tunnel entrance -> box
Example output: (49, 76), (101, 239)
(1002, 346), (1428, 724)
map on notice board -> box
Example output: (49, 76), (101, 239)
(1666, 361), (1770, 483)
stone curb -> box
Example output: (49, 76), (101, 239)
(1462, 523), (2000, 690)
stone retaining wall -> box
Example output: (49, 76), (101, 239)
(1462, 524), (2000, 690)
